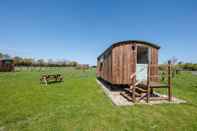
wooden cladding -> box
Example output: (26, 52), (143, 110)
(150, 48), (159, 81)
(112, 44), (136, 85)
(0, 59), (14, 72)
(97, 41), (159, 85)
(97, 51), (113, 83)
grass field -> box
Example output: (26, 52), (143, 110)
(0, 68), (197, 131)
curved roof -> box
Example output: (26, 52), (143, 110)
(98, 40), (160, 59)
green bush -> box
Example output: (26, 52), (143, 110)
(178, 63), (197, 71)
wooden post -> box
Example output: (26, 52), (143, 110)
(44, 76), (47, 86)
(147, 64), (151, 103)
(132, 45), (136, 103)
(131, 75), (136, 103)
(168, 60), (172, 101)
(150, 64), (154, 95)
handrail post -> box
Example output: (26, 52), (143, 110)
(130, 73), (136, 103)
(168, 60), (172, 101)
(147, 64), (151, 103)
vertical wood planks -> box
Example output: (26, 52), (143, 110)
(97, 41), (159, 85)
(151, 48), (159, 81)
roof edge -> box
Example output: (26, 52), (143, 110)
(97, 40), (160, 59)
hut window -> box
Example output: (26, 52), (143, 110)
(99, 56), (104, 71)
(4, 60), (12, 64)
(137, 47), (149, 64)
(99, 62), (103, 71)
(132, 45), (136, 51)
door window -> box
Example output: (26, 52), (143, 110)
(137, 47), (149, 64)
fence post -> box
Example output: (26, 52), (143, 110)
(168, 60), (172, 101)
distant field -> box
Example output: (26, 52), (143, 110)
(0, 68), (197, 131)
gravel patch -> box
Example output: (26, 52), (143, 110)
(0, 126), (5, 131)
(191, 71), (197, 75)
(96, 79), (186, 106)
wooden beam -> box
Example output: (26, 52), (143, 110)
(131, 78), (136, 103)
(131, 45), (136, 103)
(147, 64), (151, 103)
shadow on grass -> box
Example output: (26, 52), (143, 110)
(47, 81), (63, 85)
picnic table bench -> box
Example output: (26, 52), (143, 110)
(40, 74), (63, 85)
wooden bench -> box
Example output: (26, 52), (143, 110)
(40, 74), (63, 85)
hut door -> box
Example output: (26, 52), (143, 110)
(136, 46), (150, 81)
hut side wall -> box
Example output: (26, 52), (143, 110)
(96, 60), (100, 77)
(97, 42), (159, 85)
(150, 48), (159, 81)
(112, 44), (136, 85)
(96, 51), (112, 83)
(103, 51), (112, 82)
(0, 61), (2, 71)
(0, 60), (15, 72)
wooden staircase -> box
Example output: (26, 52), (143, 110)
(121, 61), (173, 103)
(120, 85), (148, 102)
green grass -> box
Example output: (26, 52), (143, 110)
(0, 68), (197, 131)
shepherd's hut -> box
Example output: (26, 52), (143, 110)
(0, 59), (15, 72)
(96, 40), (160, 85)
(97, 40), (173, 103)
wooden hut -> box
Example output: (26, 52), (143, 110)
(96, 40), (160, 85)
(0, 59), (15, 72)
(97, 40), (173, 103)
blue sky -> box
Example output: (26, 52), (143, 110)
(0, 0), (197, 65)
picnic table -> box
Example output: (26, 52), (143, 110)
(40, 74), (63, 85)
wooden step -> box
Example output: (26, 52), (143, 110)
(124, 88), (141, 97)
(135, 87), (147, 93)
(120, 92), (133, 101)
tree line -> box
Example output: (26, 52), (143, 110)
(177, 62), (197, 71)
(159, 57), (197, 71)
(0, 52), (78, 67)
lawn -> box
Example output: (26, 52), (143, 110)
(0, 68), (197, 131)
